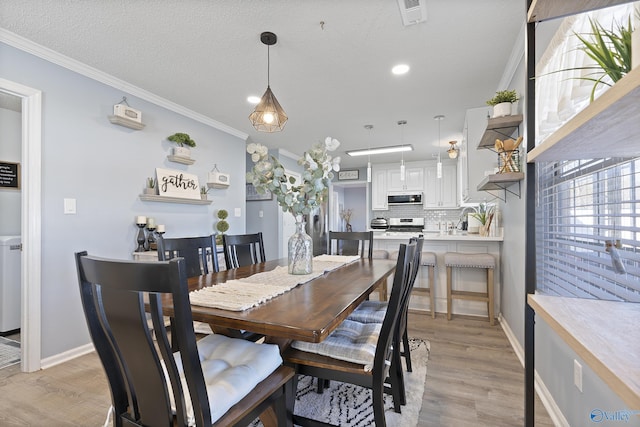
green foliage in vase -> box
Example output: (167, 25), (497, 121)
(246, 137), (341, 217)
(167, 132), (196, 147)
(470, 202), (495, 225)
(486, 89), (519, 106)
(146, 177), (155, 188)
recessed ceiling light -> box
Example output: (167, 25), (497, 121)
(247, 96), (261, 104)
(392, 64), (410, 75)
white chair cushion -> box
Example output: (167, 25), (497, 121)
(291, 319), (381, 371)
(347, 300), (387, 324)
(171, 333), (282, 425)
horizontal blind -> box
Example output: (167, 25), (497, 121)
(535, 157), (640, 302)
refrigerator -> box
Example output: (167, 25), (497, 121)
(306, 202), (328, 256)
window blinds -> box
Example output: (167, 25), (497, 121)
(535, 158), (640, 302)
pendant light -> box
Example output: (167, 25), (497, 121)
(249, 32), (288, 132)
(364, 124), (373, 183)
(448, 140), (459, 159)
(398, 120), (407, 181)
(434, 115), (444, 178)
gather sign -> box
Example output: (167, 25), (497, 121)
(155, 167), (200, 200)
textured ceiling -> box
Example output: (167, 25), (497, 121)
(0, 0), (525, 168)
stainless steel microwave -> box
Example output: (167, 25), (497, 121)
(387, 192), (423, 205)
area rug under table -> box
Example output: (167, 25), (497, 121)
(253, 338), (429, 427)
(0, 336), (20, 369)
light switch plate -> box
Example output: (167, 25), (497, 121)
(234, 208), (241, 217)
(64, 198), (76, 214)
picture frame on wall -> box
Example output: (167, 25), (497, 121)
(246, 183), (273, 201)
(0, 161), (20, 190)
(338, 170), (359, 180)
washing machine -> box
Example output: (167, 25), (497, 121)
(0, 236), (21, 334)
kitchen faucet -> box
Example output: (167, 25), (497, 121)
(457, 206), (476, 230)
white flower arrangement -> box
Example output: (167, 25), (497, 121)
(246, 137), (341, 217)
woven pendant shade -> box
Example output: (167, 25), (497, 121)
(249, 85), (288, 132)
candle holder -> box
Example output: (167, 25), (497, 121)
(135, 223), (147, 252)
(147, 225), (157, 251)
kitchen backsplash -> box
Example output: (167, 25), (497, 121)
(371, 205), (463, 230)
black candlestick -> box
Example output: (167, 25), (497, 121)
(135, 223), (146, 252)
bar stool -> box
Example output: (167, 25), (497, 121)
(444, 252), (495, 325)
(389, 250), (436, 317)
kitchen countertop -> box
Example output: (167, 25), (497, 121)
(371, 230), (504, 242)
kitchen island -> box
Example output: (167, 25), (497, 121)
(372, 230), (503, 320)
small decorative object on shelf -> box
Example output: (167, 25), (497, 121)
(469, 202), (495, 236)
(109, 96), (145, 130)
(144, 177), (156, 195)
(167, 132), (196, 159)
(247, 137), (341, 274)
(207, 164), (230, 189)
(495, 136), (523, 173)
(200, 186), (208, 200)
(146, 217), (157, 250)
(340, 209), (353, 232)
(486, 89), (519, 118)
(135, 216), (147, 252)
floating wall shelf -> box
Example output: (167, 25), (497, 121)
(108, 115), (145, 130)
(477, 172), (524, 202)
(478, 115), (523, 150)
(139, 194), (211, 205)
(167, 155), (195, 165)
(527, 66), (640, 163)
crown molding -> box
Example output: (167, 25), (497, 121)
(0, 29), (248, 141)
(497, 21), (526, 91)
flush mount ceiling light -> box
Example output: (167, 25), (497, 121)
(448, 140), (459, 159)
(392, 64), (410, 75)
(249, 32), (288, 132)
(346, 145), (413, 157)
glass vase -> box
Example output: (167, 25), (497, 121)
(288, 216), (313, 275)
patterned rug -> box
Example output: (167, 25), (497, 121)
(0, 336), (20, 369)
(252, 338), (429, 427)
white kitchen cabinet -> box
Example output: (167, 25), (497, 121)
(371, 166), (388, 210)
(388, 165), (424, 192)
(424, 160), (457, 209)
(459, 106), (496, 204)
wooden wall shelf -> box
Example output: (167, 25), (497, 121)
(478, 115), (523, 150)
(108, 115), (145, 130)
(477, 172), (524, 201)
(167, 155), (195, 165)
(139, 194), (211, 205)
(527, 66), (640, 163)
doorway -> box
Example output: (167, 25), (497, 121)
(330, 181), (368, 233)
(0, 78), (42, 372)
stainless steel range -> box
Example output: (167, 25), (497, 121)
(387, 217), (425, 233)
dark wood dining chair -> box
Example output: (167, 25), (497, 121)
(159, 234), (263, 342)
(157, 234), (219, 277)
(328, 231), (374, 258)
(348, 237), (424, 408)
(222, 232), (266, 270)
(283, 241), (417, 427)
(75, 251), (294, 427)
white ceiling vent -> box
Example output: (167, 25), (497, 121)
(397, 0), (427, 26)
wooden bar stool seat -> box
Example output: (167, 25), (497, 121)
(444, 252), (495, 325)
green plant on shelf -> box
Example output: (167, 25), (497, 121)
(167, 132), (196, 147)
(146, 177), (155, 188)
(486, 89), (519, 106)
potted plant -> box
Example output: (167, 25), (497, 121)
(215, 209), (229, 245)
(200, 186), (208, 200)
(167, 132), (196, 158)
(144, 177), (156, 195)
(469, 202), (495, 236)
(486, 89), (519, 118)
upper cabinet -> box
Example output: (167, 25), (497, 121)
(527, 66), (640, 162)
(424, 160), (457, 209)
(371, 167), (388, 211)
(388, 165), (424, 192)
(459, 106), (496, 204)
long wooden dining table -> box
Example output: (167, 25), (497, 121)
(172, 257), (397, 344)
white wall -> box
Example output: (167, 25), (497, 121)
(0, 106), (21, 235)
(0, 42), (247, 358)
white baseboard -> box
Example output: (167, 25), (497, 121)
(498, 314), (569, 427)
(40, 343), (95, 370)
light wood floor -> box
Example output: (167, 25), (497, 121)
(0, 313), (554, 426)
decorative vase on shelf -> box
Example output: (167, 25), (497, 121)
(288, 216), (313, 275)
(173, 146), (191, 158)
(492, 102), (512, 118)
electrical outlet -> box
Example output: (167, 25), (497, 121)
(574, 359), (583, 392)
